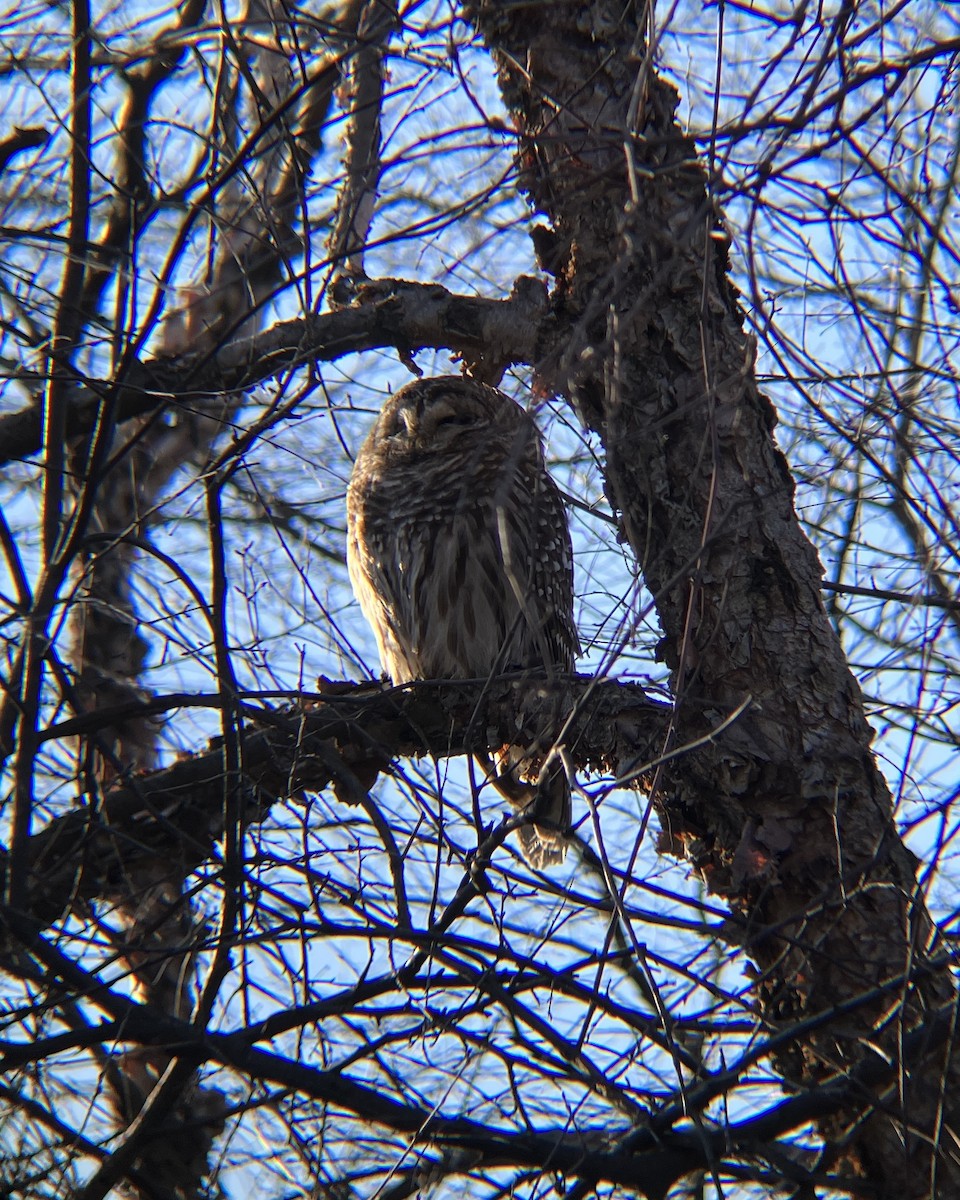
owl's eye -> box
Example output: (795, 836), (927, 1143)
(429, 399), (480, 430)
(433, 412), (475, 429)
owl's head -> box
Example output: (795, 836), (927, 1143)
(372, 376), (531, 457)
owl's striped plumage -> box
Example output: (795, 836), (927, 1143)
(346, 376), (578, 868)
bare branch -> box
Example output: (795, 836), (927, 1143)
(0, 277), (549, 467)
(11, 675), (661, 930)
(327, 0), (398, 288)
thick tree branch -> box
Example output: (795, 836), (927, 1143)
(10, 675), (662, 933)
(326, 0), (397, 285)
(0, 277), (548, 468)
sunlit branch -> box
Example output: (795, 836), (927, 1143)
(0, 277), (548, 468)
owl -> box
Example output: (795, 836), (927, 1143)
(346, 376), (579, 869)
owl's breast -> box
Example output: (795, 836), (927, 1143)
(347, 405), (574, 685)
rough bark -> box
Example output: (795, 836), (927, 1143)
(467, 0), (959, 1194)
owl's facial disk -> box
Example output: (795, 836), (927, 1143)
(392, 392), (484, 450)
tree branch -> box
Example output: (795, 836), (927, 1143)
(4, 910), (949, 1200)
(12, 675), (663, 933)
(0, 277), (549, 468)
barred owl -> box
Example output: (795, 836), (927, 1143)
(346, 376), (579, 869)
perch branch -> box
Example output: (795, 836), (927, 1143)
(11, 675), (663, 933)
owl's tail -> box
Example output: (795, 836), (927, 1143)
(477, 747), (571, 870)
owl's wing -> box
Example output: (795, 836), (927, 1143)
(492, 465), (579, 674)
(533, 471), (580, 667)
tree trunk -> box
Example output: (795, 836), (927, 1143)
(468, 1), (959, 1193)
